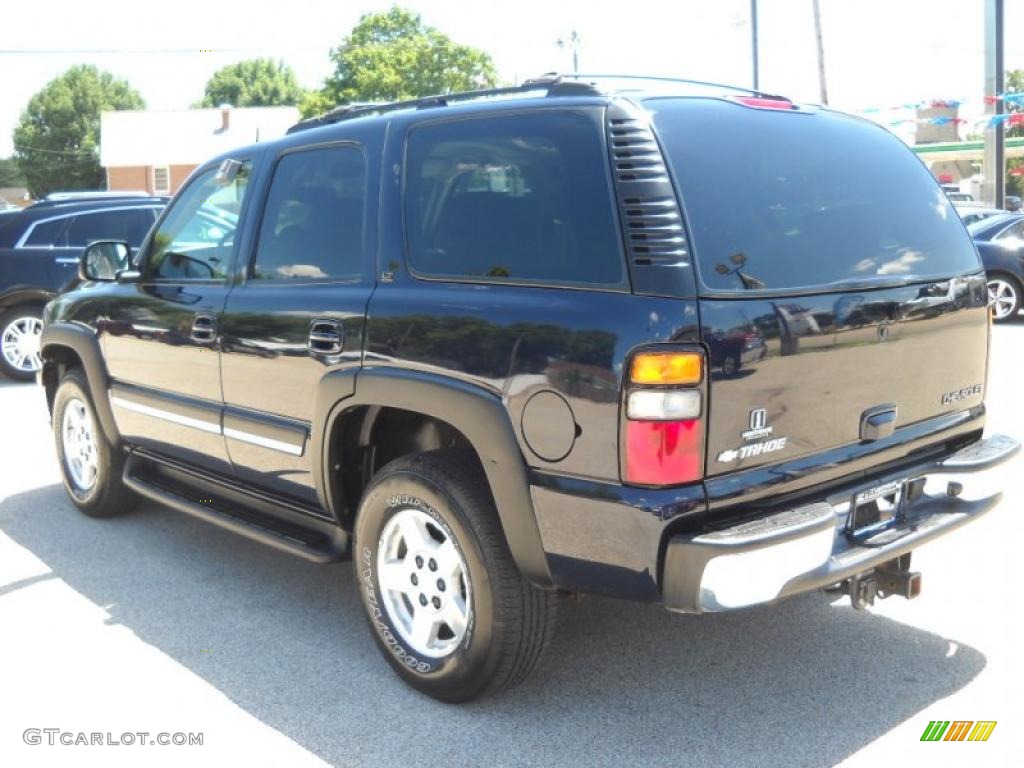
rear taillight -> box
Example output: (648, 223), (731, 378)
(727, 95), (796, 110)
(623, 350), (705, 486)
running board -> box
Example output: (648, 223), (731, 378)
(123, 454), (346, 563)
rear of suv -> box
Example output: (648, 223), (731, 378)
(38, 76), (1018, 702)
(0, 195), (164, 379)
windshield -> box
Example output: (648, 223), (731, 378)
(647, 98), (981, 293)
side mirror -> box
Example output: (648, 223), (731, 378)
(80, 240), (131, 282)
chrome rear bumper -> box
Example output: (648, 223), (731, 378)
(662, 434), (1020, 613)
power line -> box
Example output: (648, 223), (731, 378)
(13, 144), (97, 157)
(0, 48), (248, 55)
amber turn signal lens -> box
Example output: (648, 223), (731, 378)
(630, 352), (703, 386)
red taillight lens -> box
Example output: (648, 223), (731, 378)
(624, 419), (703, 485)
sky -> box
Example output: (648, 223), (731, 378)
(1, 0), (1022, 159)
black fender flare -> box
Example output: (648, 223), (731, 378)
(40, 323), (120, 445)
(313, 367), (553, 587)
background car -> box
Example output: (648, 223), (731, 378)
(968, 212), (1024, 321)
(0, 195), (165, 380)
(1005, 194), (1022, 212)
(955, 204), (1007, 226)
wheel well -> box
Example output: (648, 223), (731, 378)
(40, 344), (84, 414)
(0, 293), (50, 314)
(329, 405), (482, 529)
(987, 270), (1022, 291)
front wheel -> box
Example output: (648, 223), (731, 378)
(52, 369), (136, 517)
(987, 275), (1021, 322)
(353, 450), (556, 702)
(0, 304), (44, 381)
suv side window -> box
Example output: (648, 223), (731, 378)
(63, 208), (156, 248)
(404, 112), (625, 287)
(252, 146), (366, 281)
(23, 218), (67, 247)
(146, 160), (251, 280)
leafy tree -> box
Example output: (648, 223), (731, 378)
(200, 59), (305, 108)
(0, 157), (26, 188)
(13, 65), (143, 198)
(306, 6), (496, 117)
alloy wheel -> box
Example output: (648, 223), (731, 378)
(62, 397), (99, 491)
(1, 315), (43, 373)
(987, 278), (1019, 320)
(376, 507), (471, 657)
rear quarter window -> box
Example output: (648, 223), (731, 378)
(648, 98), (982, 293)
(403, 111), (626, 288)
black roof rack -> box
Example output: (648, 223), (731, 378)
(286, 74), (603, 134)
(286, 73), (791, 135)
(559, 73), (789, 101)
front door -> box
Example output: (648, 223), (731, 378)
(219, 141), (377, 504)
(103, 159), (255, 472)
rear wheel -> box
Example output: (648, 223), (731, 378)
(353, 450), (556, 702)
(0, 304), (44, 381)
(987, 274), (1021, 322)
(52, 369), (136, 517)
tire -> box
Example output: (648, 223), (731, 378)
(0, 304), (44, 381)
(987, 274), (1021, 322)
(353, 449), (556, 702)
(52, 368), (136, 518)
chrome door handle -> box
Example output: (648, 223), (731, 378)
(308, 318), (343, 356)
(190, 314), (217, 344)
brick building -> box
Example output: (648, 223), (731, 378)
(100, 105), (299, 195)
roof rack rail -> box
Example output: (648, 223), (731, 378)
(558, 73), (789, 102)
(286, 74), (603, 134)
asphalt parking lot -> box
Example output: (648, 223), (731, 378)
(1, 322), (1022, 768)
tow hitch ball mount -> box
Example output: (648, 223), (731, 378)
(836, 554), (922, 610)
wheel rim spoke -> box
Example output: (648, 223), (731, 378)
(409, 612), (438, 650)
(441, 594), (469, 638)
(378, 560), (410, 593)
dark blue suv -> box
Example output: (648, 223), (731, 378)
(0, 195), (164, 379)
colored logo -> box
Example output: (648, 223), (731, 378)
(920, 720), (997, 742)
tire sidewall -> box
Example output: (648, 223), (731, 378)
(354, 468), (498, 695)
(53, 372), (111, 508)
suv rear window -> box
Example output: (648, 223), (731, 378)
(647, 98), (981, 293)
(404, 112), (625, 288)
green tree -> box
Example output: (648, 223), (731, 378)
(13, 65), (143, 198)
(306, 6), (496, 117)
(0, 157), (26, 188)
(200, 58), (305, 108)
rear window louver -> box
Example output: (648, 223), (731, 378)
(607, 113), (689, 269)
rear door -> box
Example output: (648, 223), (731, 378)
(648, 98), (989, 477)
(218, 137), (380, 503)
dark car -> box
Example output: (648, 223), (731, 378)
(968, 212), (1024, 321)
(38, 75), (1018, 702)
(0, 195), (165, 379)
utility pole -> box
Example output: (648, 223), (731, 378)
(983, 0), (1005, 209)
(750, 0), (760, 90)
(812, 0), (829, 105)
(556, 31), (580, 74)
